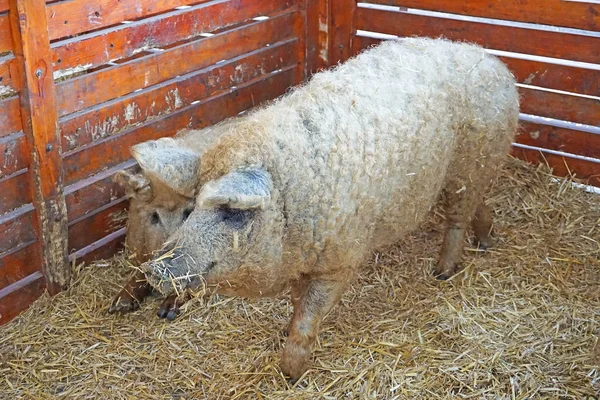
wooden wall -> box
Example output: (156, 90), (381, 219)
(1, 0), (598, 325)
(346, 1), (600, 185)
(0, 0), (325, 325)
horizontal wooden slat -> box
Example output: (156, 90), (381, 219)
(363, 0), (600, 32)
(55, 10), (298, 116)
(46, 0), (211, 40)
(0, 132), (29, 179)
(518, 122), (600, 160)
(51, 0), (295, 74)
(60, 38), (299, 152)
(65, 160), (135, 221)
(513, 147), (600, 187)
(0, 272), (45, 326)
(0, 169), (31, 215)
(63, 66), (296, 184)
(0, 56), (16, 91)
(69, 227), (126, 264)
(0, 206), (36, 255)
(68, 199), (127, 252)
(354, 35), (600, 97)
(0, 97), (23, 138)
(0, 0), (54, 13)
(500, 57), (600, 98)
(356, 7), (600, 64)
(519, 87), (600, 126)
(0, 242), (41, 290)
(0, 15), (11, 53)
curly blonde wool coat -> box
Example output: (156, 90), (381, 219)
(116, 38), (519, 380)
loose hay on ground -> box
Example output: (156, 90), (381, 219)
(1, 158), (599, 399)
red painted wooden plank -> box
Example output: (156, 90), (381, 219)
(59, 39), (299, 152)
(69, 227), (125, 264)
(46, 0), (212, 40)
(518, 122), (600, 160)
(500, 57), (600, 98)
(55, 10), (299, 116)
(354, 35), (600, 97)
(0, 55), (16, 92)
(356, 7), (600, 64)
(50, 0), (296, 74)
(63, 67), (296, 184)
(0, 169), (31, 215)
(364, 0), (600, 32)
(304, 0), (329, 74)
(67, 198), (127, 252)
(0, 205), (36, 255)
(64, 160), (135, 221)
(513, 147), (600, 187)
(10, 0), (70, 294)
(329, 0), (356, 64)
(0, 0), (55, 13)
(0, 15), (11, 53)
(0, 242), (41, 290)
(519, 87), (600, 126)
(0, 132), (29, 179)
(0, 97), (23, 138)
(0, 271), (45, 326)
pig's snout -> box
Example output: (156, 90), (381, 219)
(140, 253), (206, 296)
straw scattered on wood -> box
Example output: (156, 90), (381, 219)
(1, 158), (599, 399)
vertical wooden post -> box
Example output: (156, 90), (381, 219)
(295, 0), (309, 83)
(9, 0), (70, 294)
(304, 0), (330, 75)
(329, 0), (357, 65)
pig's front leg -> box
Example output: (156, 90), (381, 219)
(109, 270), (152, 313)
(280, 277), (347, 381)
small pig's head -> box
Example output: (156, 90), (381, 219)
(115, 139), (200, 263)
(141, 166), (284, 298)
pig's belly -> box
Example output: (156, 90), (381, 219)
(209, 270), (292, 299)
(369, 182), (442, 249)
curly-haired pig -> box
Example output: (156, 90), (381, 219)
(121, 38), (519, 380)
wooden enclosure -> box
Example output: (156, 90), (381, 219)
(0, 0), (598, 325)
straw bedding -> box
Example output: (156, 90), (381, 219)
(1, 158), (599, 399)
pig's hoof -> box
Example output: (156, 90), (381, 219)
(156, 306), (179, 320)
(476, 238), (493, 251)
(157, 295), (180, 321)
(108, 296), (139, 314)
(286, 377), (299, 385)
(435, 273), (450, 281)
(280, 346), (309, 382)
(166, 309), (179, 321)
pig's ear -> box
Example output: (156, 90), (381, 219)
(131, 138), (200, 197)
(114, 170), (152, 201)
(198, 168), (272, 210)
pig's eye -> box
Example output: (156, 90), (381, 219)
(182, 208), (193, 221)
(150, 211), (160, 225)
(218, 207), (253, 227)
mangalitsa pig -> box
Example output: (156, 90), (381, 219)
(129, 38), (519, 380)
(108, 124), (234, 317)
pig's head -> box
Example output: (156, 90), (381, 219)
(140, 166), (285, 298)
(115, 138), (200, 263)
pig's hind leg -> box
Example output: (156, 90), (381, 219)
(434, 189), (490, 280)
(471, 202), (494, 250)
